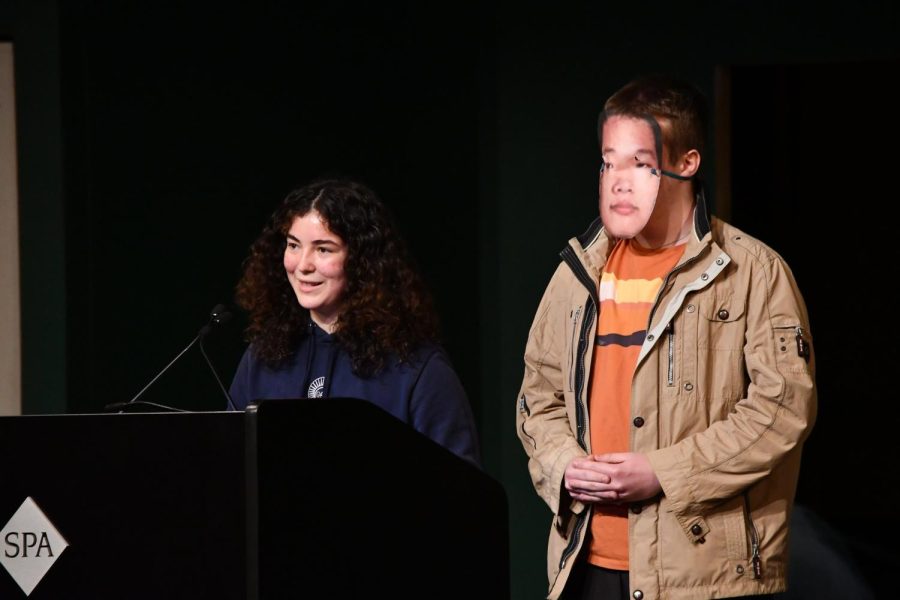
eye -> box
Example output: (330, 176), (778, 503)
(286, 240), (299, 250)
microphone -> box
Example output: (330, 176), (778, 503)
(198, 304), (237, 411)
(105, 304), (237, 413)
(200, 303), (233, 337)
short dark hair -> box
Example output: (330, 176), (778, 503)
(603, 74), (708, 160)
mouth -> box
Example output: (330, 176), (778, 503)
(297, 280), (323, 292)
(609, 203), (638, 215)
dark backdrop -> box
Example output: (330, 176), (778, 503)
(56, 1), (485, 417)
(730, 60), (900, 595)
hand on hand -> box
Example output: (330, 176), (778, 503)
(565, 452), (662, 504)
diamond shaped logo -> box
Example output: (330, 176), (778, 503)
(0, 497), (69, 596)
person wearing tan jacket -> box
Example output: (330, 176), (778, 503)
(516, 74), (816, 600)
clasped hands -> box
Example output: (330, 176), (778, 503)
(564, 452), (663, 504)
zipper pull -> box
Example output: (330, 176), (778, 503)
(518, 395), (530, 416)
(795, 327), (810, 362)
(751, 541), (762, 579)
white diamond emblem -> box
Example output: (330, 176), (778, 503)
(0, 497), (69, 596)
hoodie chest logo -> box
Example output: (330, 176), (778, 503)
(307, 376), (325, 398)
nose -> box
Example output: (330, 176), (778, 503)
(612, 173), (632, 194)
(298, 249), (316, 273)
(600, 167), (632, 195)
(600, 174), (633, 194)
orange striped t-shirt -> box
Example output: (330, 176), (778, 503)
(587, 238), (685, 570)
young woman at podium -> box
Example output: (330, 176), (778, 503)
(227, 177), (481, 467)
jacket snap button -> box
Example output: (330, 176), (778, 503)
(646, 334), (654, 342)
(736, 565), (744, 574)
(687, 304), (695, 312)
(630, 503), (642, 514)
(717, 309), (729, 320)
(633, 591), (643, 600)
(716, 258), (724, 265)
(690, 524), (702, 536)
(683, 382), (694, 391)
(633, 416), (644, 428)
(701, 273), (709, 281)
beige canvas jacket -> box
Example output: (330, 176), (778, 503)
(516, 199), (817, 600)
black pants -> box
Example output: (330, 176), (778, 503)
(560, 561), (775, 600)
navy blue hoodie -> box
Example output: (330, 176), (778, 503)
(229, 323), (481, 467)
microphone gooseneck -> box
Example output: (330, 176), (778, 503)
(199, 304), (237, 411)
(109, 304), (237, 413)
(120, 334), (201, 411)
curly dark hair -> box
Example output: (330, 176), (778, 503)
(235, 177), (440, 377)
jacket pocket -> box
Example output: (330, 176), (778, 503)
(694, 290), (747, 405)
(698, 290), (746, 351)
(773, 323), (812, 372)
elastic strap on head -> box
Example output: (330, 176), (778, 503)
(659, 169), (691, 181)
(598, 110), (692, 181)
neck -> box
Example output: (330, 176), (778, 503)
(635, 182), (696, 249)
(635, 227), (691, 250)
(635, 208), (694, 250)
(310, 314), (338, 334)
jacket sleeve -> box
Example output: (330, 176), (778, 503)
(517, 265), (589, 516)
(647, 251), (817, 531)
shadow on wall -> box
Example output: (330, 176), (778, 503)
(778, 504), (876, 600)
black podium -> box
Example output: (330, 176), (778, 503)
(0, 398), (509, 599)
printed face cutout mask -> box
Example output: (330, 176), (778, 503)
(597, 114), (665, 240)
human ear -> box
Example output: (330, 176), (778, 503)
(679, 149), (701, 178)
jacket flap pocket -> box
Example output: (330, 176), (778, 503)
(701, 290), (745, 323)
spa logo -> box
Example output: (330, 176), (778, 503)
(0, 497), (68, 596)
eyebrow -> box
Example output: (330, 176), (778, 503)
(602, 148), (656, 158)
(285, 233), (341, 245)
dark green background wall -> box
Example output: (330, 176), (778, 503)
(4, 1), (899, 598)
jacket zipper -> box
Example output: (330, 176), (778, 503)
(569, 307), (583, 390)
(518, 394), (531, 416)
(560, 246), (600, 307)
(795, 326), (810, 362)
(558, 511), (588, 572)
(560, 245), (599, 453)
(743, 493), (762, 579)
(666, 321), (675, 386)
(573, 301), (595, 450)
(518, 395), (537, 449)
(557, 247), (599, 575)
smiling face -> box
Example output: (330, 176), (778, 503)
(598, 114), (663, 240)
(283, 210), (348, 330)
